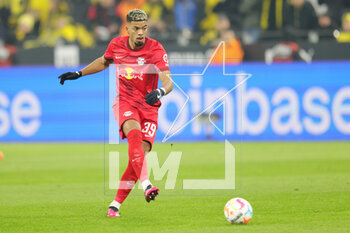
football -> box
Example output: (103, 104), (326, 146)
(224, 198), (253, 224)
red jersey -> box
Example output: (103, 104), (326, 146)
(104, 36), (169, 109)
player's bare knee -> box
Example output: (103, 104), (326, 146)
(142, 141), (151, 153)
(123, 119), (141, 136)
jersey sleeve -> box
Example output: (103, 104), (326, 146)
(153, 43), (169, 72)
(104, 39), (115, 59)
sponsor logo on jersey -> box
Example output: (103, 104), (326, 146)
(123, 111), (133, 117)
(137, 57), (146, 65)
(120, 67), (143, 80)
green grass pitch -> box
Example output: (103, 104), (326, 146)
(0, 142), (349, 233)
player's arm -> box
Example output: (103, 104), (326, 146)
(145, 70), (173, 106)
(159, 70), (173, 95)
(58, 56), (113, 85)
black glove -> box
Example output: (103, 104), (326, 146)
(145, 88), (166, 106)
(58, 71), (82, 85)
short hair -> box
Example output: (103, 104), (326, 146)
(126, 9), (148, 23)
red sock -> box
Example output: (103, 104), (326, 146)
(126, 129), (148, 182)
(115, 161), (138, 204)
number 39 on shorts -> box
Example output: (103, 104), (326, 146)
(142, 122), (156, 137)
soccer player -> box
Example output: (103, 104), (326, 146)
(58, 9), (173, 218)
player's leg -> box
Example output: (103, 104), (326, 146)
(108, 160), (137, 217)
(108, 159), (138, 217)
(108, 120), (154, 217)
(142, 140), (151, 154)
(122, 119), (152, 188)
(142, 140), (160, 202)
(108, 104), (142, 217)
(111, 119), (147, 205)
(139, 114), (160, 202)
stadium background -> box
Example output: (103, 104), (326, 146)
(1, 0), (350, 233)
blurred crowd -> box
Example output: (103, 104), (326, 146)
(1, 0), (350, 63)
